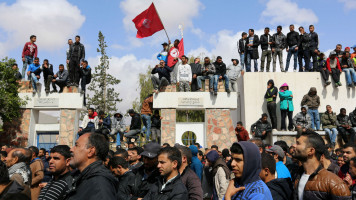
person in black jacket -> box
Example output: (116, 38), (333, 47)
(108, 156), (136, 200)
(52, 64), (68, 93)
(144, 147), (188, 200)
(286, 24), (300, 72)
(238, 32), (247, 70)
(125, 109), (141, 141)
(213, 56), (230, 95)
(151, 110), (161, 143)
(260, 27), (273, 72)
(349, 107), (356, 132)
(80, 60), (91, 94)
(42, 59), (54, 93)
(264, 80), (278, 130)
(298, 27), (311, 72)
(250, 113), (272, 141)
(245, 29), (260, 72)
(12, 64), (22, 80)
(272, 25), (287, 72)
(67, 35), (85, 87)
(190, 57), (202, 91)
(259, 153), (293, 200)
(309, 25), (319, 72)
(66, 133), (118, 200)
(151, 60), (173, 93)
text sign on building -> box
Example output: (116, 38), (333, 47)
(178, 97), (204, 107)
(34, 98), (59, 107)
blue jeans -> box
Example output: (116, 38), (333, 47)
(197, 75), (213, 90)
(308, 109), (320, 130)
(30, 73), (39, 90)
(22, 56), (33, 80)
(116, 132), (122, 146)
(141, 114), (151, 141)
(213, 75), (229, 92)
(285, 46), (298, 71)
(343, 68), (356, 85)
(239, 53), (245, 70)
(325, 128), (338, 143)
(246, 50), (258, 72)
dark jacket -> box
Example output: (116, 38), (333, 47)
(260, 34), (273, 50)
(264, 79), (278, 102)
(266, 178), (293, 200)
(321, 111), (338, 129)
(352, 184), (356, 200)
(309, 32), (319, 49)
(190, 63), (202, 76)
(200, 63), (215, 76)
(68, 42), (85, 61)
(0, 180), (25, 199)
(286, 31), (299, 48)
(298, 33), (311, 51)
(245, 35), (260, 59)
(80, 66), (92, 83)
(250, 118), (272, 139)
(100, 114), (111, 130)
(272, 32), (286, 49)
(151, 65), (173, 84)
(55, 70), (69, 84)
(151, 115), (161, 128)
(301, 87), (320, 109)
(231, 142), (273, 199)
(117, 170), (136, 200)
(238, 38), (246, 54)
(131, 165), (161, 199)
(180, 166), (203, 200)
(40, 156), (51, 182)
(337, 114), (352, 127)
(130, 113), (141, 130)
(293, 165), (351, 200)
(42, 64), (54, 79)
(38, 171), (72, 200)
(144, 174), (188, 200)
(213, 62), (226, 76)
(65, 161), (118, 200)
(350, 108), (356, 127)
(189, 145), (203, 181)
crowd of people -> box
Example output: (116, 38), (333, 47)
(1, 130), (356, 199)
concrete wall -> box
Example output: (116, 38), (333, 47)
(238, 72), (356, 136)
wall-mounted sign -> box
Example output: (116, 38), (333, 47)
(178, 97), (204, 106)
(34, 98), (59, 107)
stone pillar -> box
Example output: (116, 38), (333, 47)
(59, 109), (78, 146)
(161, 109), (176, 146)
(206, 109), (235, 149)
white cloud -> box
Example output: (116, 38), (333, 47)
(0, 0), (85, 57)
(260, 0), (318, 25)
(339, 0), (356, 10)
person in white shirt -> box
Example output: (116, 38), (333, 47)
(176, 55), (192, 92)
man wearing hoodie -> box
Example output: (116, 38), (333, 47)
(259, 153), (293, 200)
(279, 83), (294, 131)
(250, 113), (272, 141)
(189, 145), (203, 181)
(293, 106), (312, 135)
(337, 108), (356, 144)
(206, 150), (230, 200)
(321, 105), (338, 147)
(301, 87), (320, 131)
(264, 80), (278, 130)
(224, 142), (272, 200)
(78, 108), (99, 137)
(349, 107), (356, 132)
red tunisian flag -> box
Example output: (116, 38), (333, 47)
(167, 38), (184, 67)
(132, 3), (164, 38)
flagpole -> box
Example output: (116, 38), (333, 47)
(152, 2), (170, 42)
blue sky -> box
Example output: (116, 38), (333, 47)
(0, 0), (355, 113)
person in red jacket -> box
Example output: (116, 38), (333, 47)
(326, 51), (342, 87)
(235, 121), (250, 141)
(21, 35), (38, 80)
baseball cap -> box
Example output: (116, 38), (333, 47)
(161, 42), (168, 46)
(266, 145), (285, 158)
(140, 143), (161, 158)
(330, 51), (337, 55)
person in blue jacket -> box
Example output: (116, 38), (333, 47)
(95, 111), (111, 136)
(189, 145), (203, 181)
(279, 83), (294, 131)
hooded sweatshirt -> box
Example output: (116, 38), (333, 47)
(266, 178), (293, 200)
(189, 145), (203, 181)
(230, 142), (273, 200)
(301, 87), (320, 109)
(279, 83), (294, 111)
(264, 80), (278, 102)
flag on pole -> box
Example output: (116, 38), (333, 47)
(132, 3), (164, 38)
(167, 38), (184, 67)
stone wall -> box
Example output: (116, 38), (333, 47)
(206, 109), (235, 149)
(59, 109), (77, 146)
(204, 79), (226, 92)
(160, 109), (176, 146)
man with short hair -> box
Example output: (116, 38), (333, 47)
(1, 145), (7, 152)
(340, 51), (356, 88)
(176, 145), (203, 200)
(249, 138), (264, 154)
(42, 59), (54, 93)
(293, 106), (312, 135)
(335, 44), (343, 60)
(96, 110), (111, 135)
(190, 57), (202, 91)
(197, 57), (215, 92)
(238, 32), (247, 70)
(78, 108), (99, 136)
(266, 145), (291, 179)
(327, 51), (343, 87)
(80, 60), (92, 94)
(259, 153), (293, 200)
(66, 39), (73, 70)
(226, 59), (243, 92)
(176, 55), (192, 92)
(12, 64), (22, 80)
(213, 56), (230, 95)
(125, 109), (141, 141)
(272, 25), (287, 72)
(28, 146), (44, 200)
(39, 148), (51, 183)
(260, 27), (273, 72)
(292, 130), (350, 199)
(265, 79), (278, 130)
(151, 110), (161, 143)
(225, 142), (272, 200)
(22, 35), (38, 79)
(151, 60), (173, 93)
(321, 105), (338, 147)
(38, 145), (73, 200)
(337, 108), (356, 144)
(108, 156), (136, 200)
(66, 133), (118, 199)
(144, 147), (188, 199)
(339, 143), (356, 189)
(67, 35), (85, 87)
(51, 64), (68, 93)
(286, 24), (299, 72)
(301, 87), (321, 130)
(297, 26), (311, 72)
(114, 148), (129, 161)
(309, 25), (319, 72)
(235, 121), (250, 142)
(245, 29), (260, 72)
(250, 113), (272, 141)
(128, 147), (143, 171)
(27, 57), (42, 93)
(320, 148), (340, 175)
(141, 95), (153, 141)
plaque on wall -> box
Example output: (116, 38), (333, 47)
(178, 97), (204, 107)
(34, 98), (59, 107)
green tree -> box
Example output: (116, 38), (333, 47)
(132, 66), (154, 112)
(87, 31), (121, 115)
(0, 57), (27, 123)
